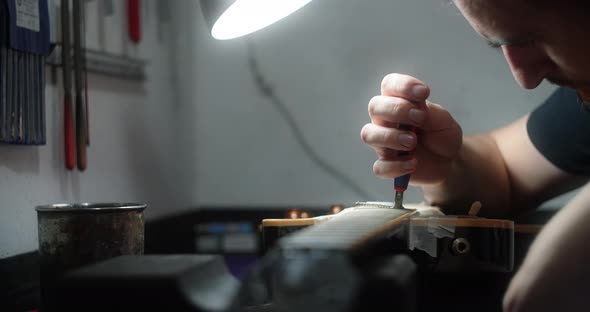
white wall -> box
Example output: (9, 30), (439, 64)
(0, 1), (198, 258)
(189, 0), (563, 208)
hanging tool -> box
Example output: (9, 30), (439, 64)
(3, 0), (50, 145)
(61, 0), (75, 168)
(16, 48), (21, 143)
(73, 0), (86, 170)
(40, 36), (46, 144)
(0, 2), (6, 143)
(393, 124), (416, 209)
(82, 0), (89, 146)
(1, 3), (11, 144)
(127, 0), (141, 44)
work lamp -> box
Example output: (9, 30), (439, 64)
(200, 0), (313, 40)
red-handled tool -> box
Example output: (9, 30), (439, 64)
(61, 0), (75, 170)
(64, 94), (75, 169)
(127, 0), (141, 44)
(393, 124), (416, 209)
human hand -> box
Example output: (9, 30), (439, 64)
(360, 73), (463, 185)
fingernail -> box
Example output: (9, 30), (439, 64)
(409, 109), (425, 124)
(412, 85), (428, 99)
(399, 134), (415, 148)
(401, 159), (416, 170)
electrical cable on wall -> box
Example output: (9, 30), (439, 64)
(245, 39), (372, 200)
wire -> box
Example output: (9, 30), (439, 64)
(245, 39), (372, 200)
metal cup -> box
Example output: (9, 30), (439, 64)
(35, 203), (146, 311)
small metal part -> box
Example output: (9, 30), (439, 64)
(393, 191), (405, 209)
(451, 238), (471, 255)
(300, 211), (312, 218)
(353, 202), (395, 209)
(468, 201), (482, 216)
(329, 204), (344, 214)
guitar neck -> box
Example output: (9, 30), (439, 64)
(262, 202), (516, 273)
(278, 205), (414, 252)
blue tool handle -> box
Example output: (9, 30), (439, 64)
(394, 123), (416, 191)
(394, 174), (411, 192)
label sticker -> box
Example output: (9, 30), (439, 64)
(15, 0), (40, 32)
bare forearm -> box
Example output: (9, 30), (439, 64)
(422, 135), (512, 218)
(504, 183), (590, 312)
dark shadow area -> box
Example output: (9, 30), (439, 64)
(0, 207), (555, 312)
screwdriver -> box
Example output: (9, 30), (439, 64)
(393, 124), (416, 209)
(393, 175), (411, 209)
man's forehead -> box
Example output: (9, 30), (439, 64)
(452, 0), (536, 33)
(451, 0), (549, 48)
(453, 0), (560, 14)
(453, 0), (532, 15)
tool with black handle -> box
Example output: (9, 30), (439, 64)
(73, 0), (86, 171)
(61, 0), (75, 169)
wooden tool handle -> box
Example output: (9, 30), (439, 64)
(62, 0), (74, 169)
(76, 94), (87, 171)
(64, 94), (75, 170)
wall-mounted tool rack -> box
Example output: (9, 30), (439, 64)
(46, 45), (147, 81)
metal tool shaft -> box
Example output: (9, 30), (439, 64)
(394, 190), (404, 209)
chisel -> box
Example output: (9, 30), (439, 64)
(5, 44), (12, 143)
(83, 0), (89, 146)
(40, 49), (46, 144)
(0, 2), (5, 143)
(62, 0), (75, 169)
(5, 0), (50, 145)
(73, 0), (87, 170)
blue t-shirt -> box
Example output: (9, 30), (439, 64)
(527, 87), (590, 175)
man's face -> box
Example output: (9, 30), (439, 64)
(454, 0), (590, 101)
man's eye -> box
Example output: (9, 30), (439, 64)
(487, 41), (502, 49)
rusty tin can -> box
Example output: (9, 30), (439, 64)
(35, 203), (146, 310)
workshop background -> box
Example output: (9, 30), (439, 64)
(0, 0), (571, 260)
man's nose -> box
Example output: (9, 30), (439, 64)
(502, 44), (555, 89)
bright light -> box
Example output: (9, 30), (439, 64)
(211, 0), (312, 40)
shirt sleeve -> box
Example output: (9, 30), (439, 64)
(526, 87), (590, 176)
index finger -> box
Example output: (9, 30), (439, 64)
(381, 73), (430, 102)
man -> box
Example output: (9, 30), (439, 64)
(361, 1), (590, 311)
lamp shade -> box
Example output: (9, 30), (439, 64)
(200, 0), (312, 40)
